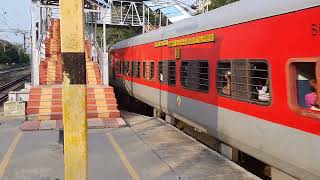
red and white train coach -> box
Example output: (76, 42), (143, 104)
(110, 0), (320, 179)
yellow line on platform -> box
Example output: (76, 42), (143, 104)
(106, 133), (140, 180)
(0, 131), (23, 179)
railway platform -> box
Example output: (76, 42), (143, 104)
(0, 111), (260, 180)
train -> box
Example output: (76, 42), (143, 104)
(109, 0), (320, 179)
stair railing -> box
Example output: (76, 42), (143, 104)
(93, 39), (104, 82)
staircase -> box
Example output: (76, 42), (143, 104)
(39, 19), (62, 85)
(27, 18), (121, 122)
(85, 42), (102, 85)
(27, 85), (120, 121)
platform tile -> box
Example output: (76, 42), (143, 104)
(87, 119), (105, 129)
(56, 120), (63, 129)
(39, 120), (56, 130)
(103, 118), (119, 128)
(20, 118), (123, 131)
(20, 121), (41, 131)
(116, 118), (126, 127)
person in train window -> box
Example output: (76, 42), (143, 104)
(159, 73), (164, 82)
(222, 71), (231, 96)
(256, 79), (270, 102)
(305, 79), (320, 111)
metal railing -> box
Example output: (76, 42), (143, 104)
(93, 39), (104, 81)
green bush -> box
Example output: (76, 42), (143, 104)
(208, 0), (239, 10)
(0, 40), (29, 65)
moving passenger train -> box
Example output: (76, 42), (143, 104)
(109, 1), (320, 179)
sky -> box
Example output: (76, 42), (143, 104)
(0, 0), (194, 44)
(0, 0), (31, 44)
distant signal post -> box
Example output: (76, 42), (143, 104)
(59, 0), (88, 179)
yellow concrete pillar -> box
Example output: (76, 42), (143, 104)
(59, 0), (87, 179)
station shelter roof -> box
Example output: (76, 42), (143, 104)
(143, 0), (192, 23)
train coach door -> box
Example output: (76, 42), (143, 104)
(158, 60), (165, 112)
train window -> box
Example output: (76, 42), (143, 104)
(119, 61), (123, 74)
(124, 61), (130, 76)
(132, 61), (140, 78)
(217, 60), (271, 104)
(132, 61), (134, 77)
(217, 62), (231, 95)
(150, 61), (154, 80)
(143, 61), (147, 79)
(115, 61), (121, 75)
(168, 61), (176, 85)
(158, 61), (165, 82)
(138, 62), (141, 77)
(290, 62), (319, 111)
(181, 61), (209, 92)
(158, 61), (176, 85)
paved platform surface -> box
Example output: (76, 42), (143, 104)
(0, 112), (260, 180)
(19, 118), (126, 131)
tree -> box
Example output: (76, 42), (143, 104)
(96, 26), (141, 48)
(0, 39), (29, 65)
(208, 0), (239, 10)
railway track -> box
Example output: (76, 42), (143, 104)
(0, 74), (30, 103)
(0, 64), (30, 71)
(0, 66), (30, 76)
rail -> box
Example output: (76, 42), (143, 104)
(0, 74), (30, 103)
(0, 64), (30, 71)
(0, 66), (30, 76)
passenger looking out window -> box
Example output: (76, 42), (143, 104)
(222, 71), (231, 96)
(293, 62), (319, 111)
(250, 63), (270, 102)
(305, 79), (319, 111)
(217, 60), (271, 104)
(159, 61), (164, 82)
(124, 61), (130, 76)
(217, 62), (231, 96)
(158, 61), (176, 85)
(256, 79), (270, 102)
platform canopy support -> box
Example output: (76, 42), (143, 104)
(31, 1), (39, 86)
(59, 0), (88, 179)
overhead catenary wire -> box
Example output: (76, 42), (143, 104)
(0, 8), (20, 31)
(0, 14), (18, 36)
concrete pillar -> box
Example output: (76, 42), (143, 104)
(94, 12), (97, 43)
(219, 143), (239, 162)
(102, 12), (108, 86)
(39, 7), (42, 40)
(103, 52), (109, 86)
(142, 3), (145, 33)
(60, 0), (88, 179)
(271, 167), (298, 180)
(31, 2), (39, 86)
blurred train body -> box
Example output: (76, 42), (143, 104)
(110, 1), (320, 179)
